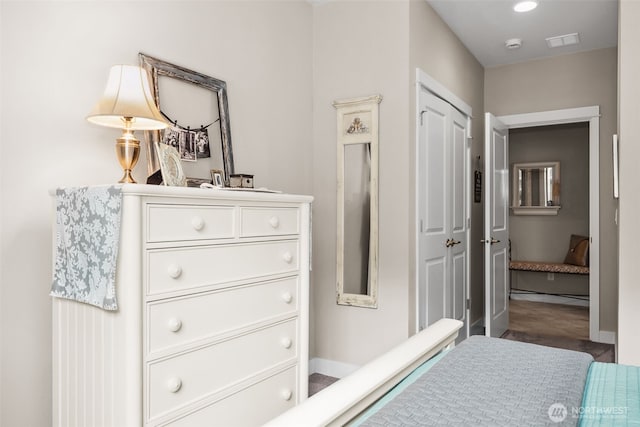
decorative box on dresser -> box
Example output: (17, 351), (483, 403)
(52, 184), (313, 427)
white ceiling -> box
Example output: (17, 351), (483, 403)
(426, 0), (618, 68)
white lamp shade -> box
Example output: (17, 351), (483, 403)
(87, 65), (168, 130)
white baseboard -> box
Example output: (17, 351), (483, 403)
(470, 317), (485, 334)
(593, 330), (616, 345)
(510, 292), (589, 307)
(309, 357), (360, 379)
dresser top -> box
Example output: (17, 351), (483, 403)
(52, 184), (313, 204)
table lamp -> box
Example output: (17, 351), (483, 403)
(87, 65), (168, 183)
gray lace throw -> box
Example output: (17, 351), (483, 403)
(50, 186), (122, 310)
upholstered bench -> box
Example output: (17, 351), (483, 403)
(509, 260), (590, 275)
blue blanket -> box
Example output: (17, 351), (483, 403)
(579, 362), (640, 426)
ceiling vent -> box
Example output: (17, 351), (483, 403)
(546, 33), (580, 48)
(505, 38), (522, 49)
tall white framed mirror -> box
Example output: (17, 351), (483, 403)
(333, 94), (382, 308)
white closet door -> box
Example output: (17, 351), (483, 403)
(418, 91), (469, 341)
(450, 108), (469, 334)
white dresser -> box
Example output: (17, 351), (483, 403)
(52, 185), (312, 427)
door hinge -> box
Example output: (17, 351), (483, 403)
(420, 109), (427, 126)
(420, 219), (424, 233)
(466, 299), (470, 310)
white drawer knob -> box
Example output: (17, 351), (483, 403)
(167, 264), (182, 279)
(281, 292), (293, 304)
(167, 318), (182, 332)
(280, 389), (293, 401)
(281, 337), (293, 349)
(282, 252), (293, 264)
(167, 377), (182, 393)
(191, 216), (205, 231)
(269, 216), (280, 229)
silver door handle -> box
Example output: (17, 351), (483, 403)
(480, 238), (500, 245)
(445, 239), (462, 247)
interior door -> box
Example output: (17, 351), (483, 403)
(418, 91), (469, 341)
(450, 107), (469, 339)
(484, 113), (509, 338)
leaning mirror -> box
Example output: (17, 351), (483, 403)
(139, 53), (234, 185)
(334, 95), (382, 308)
(511, 161), (561, 215)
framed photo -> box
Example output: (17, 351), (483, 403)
(210, 169), (224, 188)
(140, 53), (235, 185)
(156, 142), (187, 187)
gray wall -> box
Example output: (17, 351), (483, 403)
(485, 47), (618, 334)
(509, 124), (589, 296)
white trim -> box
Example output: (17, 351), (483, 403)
(511, 206), (561, 216)
(308, 357), (360, 379)
(509, 292), (589, 307)
(416, 68), (473, 118)
(497, 106), (601, 342)
(498, 106), (600, 129)
(596, 330), (616, 345)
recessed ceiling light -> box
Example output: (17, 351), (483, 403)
(514, 1), (538, 12)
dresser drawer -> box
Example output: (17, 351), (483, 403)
(163, 367), (297, 427)
(147, 240), (299, 295)
(147, 277), (298, 355)
(240, 207), (299, 237)
(147, 320), (297, 421)
(147, 204), (235, 243)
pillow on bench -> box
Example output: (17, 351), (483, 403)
(564, 234), (589, 267)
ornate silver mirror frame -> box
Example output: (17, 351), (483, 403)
(334, 94), (382, 308)
(139, 53), (234, 185)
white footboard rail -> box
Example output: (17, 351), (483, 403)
(263, 318), (463, 427)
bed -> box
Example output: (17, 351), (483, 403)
(264, 319), (640, 427)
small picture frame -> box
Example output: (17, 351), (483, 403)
(210, 169), (224, 188)
(156, 142), (187, 187)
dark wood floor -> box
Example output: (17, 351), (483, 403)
(505, 299), (615, 362)
(509, 299), (589, 340)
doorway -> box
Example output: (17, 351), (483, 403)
(508, 123), (590, 340)
(496, 106), (601, 342)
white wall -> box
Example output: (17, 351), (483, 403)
(617, 0), (640, 366)
(0, 2), (313, 425)
(311, 1), (411, 366)
(310, 0), (485, 368)
(408, 0), (485, 328)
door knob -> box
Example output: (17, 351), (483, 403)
(480, 238), (501, 244)
(445, 239), (461, 247)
